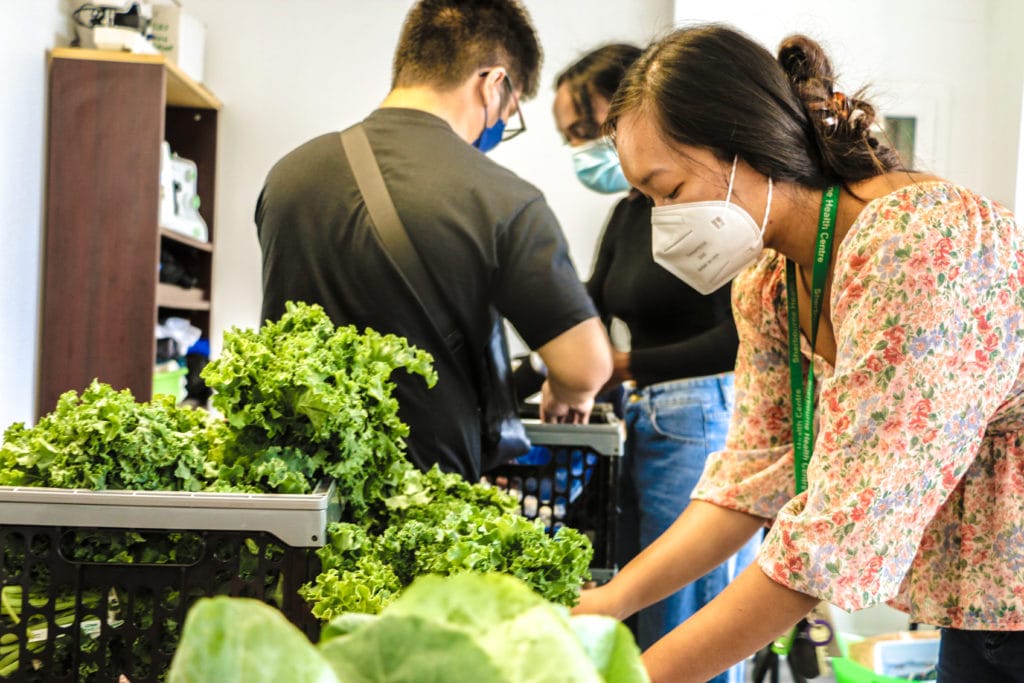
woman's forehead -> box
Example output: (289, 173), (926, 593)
(616, 110), (717, 183)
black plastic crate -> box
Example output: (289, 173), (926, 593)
(482, 416), (623, 582)
(0, 483), (336, 682)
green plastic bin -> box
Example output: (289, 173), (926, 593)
(831, 632), (927, 683)
(153, 366), (188, 398)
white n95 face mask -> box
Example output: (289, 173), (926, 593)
(650, 156), (772, 295)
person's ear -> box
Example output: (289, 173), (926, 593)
(478, 68), (507, 115)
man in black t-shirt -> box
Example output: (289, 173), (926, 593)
(256, 0), (612, 480)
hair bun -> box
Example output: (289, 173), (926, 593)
(773, 32), (903, 177)
(777, 34), (834, 85)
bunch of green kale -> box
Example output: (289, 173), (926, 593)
(300, 466), (592, 617)
(200, 301), (436, 518)
(0, 382), (216, 491)
(0, 301), (594, 619)
(0, 302), (437, 515)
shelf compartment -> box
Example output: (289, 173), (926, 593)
(161, 227), (213, 252)
(157, 282), (210, 310)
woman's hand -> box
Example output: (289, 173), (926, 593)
(572, 580), (630, 622)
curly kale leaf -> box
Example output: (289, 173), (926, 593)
(302, 467), (593, 616)
(201, 302), (436, 512)
(0, 381), (216, 491)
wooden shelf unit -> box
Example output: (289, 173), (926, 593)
(37, 48), (221, 416)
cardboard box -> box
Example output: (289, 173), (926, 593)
(847, 630), (940, 679)
(151, 1), (206, 83)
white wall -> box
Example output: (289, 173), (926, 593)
(182, 0), (675, 355)
(0, 1), (72, 428)
(987, 0), (1024, 209)
(673, 0), (1018, 205)
(3, 1), (1023, 426)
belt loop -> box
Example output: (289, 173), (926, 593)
(717, 373), (729, 408)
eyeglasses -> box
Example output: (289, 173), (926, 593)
(501, 76), (526, 142)
(480, 71), (526, 142)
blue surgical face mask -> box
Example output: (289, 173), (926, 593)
(572, 138), (630, 194)
(473, 114), (506, 153)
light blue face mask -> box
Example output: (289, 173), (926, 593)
(572, 138), (630, 194)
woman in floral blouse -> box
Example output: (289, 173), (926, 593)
(575, 24), (1024, 683)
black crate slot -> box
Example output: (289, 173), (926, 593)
(482, 418), (623, 583)
(0, 526), (320, 682)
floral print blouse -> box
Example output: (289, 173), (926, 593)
(692, 181), (1024, 629)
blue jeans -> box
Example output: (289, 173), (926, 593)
(937, 628), (1024, 682)
(622, 373), (759, 683)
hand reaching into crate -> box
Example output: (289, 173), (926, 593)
(538, 379), (593, 424)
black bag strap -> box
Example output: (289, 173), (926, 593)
(340, 124), (464, 353)
(341, 124), (530, 467)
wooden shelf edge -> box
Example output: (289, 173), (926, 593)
(50, 46), (163, 65)
(160, 228), (214, 252)
(157, 283), (211, 311)
(50, 47), (222, 110)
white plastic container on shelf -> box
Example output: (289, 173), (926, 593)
(151, 0), (206, 82)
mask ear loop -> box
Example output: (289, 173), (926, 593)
(761, 176), (774, 233)
(724, 155), (739, 205)
(724, 155), (773, 234)
(478, 70), (503, 138)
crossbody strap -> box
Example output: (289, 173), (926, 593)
(339, 124), (464, 353)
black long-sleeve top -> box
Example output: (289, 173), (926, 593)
(587, 192), (739, 388)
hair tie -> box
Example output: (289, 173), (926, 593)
(813, 90), (849, 133)
(832, 91), (850, 122)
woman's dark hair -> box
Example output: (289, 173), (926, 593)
(392, 0), (542, 99)
(605, 25), (904, 187)
(555, 43), (643, 140)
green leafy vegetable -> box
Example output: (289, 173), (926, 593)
(167, 574), (650, 683)
(0, 381), (216, 491)
(167, 597), (338, 683)
(201, 302), (436, 513)
(1, 302), (599, 679)
(320, 614), (505, 683)
(570, 615), (653, 683)
(300, 466), (593, 618)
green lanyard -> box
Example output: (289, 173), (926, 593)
(770, 185), (839, 658)
(785, 184), (839, 495)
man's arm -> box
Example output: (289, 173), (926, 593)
(535, 317), (612, 423)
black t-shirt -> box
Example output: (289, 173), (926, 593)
(256, 108), (596, 479)
(587, 193), (738, 388)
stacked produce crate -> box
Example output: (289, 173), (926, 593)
(482, 411), (624, 583)
(0, 483), (337, 682)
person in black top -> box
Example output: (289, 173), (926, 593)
(554, 44), (759, 679)
(256, 0), (612, 481)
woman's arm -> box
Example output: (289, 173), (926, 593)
(643, 564), (818, 683)
(575, 500), (816, 683)
(575, 501), (766, 620)
(626, 316), (738, 386)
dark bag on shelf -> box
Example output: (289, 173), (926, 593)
(340, 124), (530, 470)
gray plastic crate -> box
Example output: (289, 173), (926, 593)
(0, 482), (339, 681)
(484, 416), (624, 583)
(0, 480), (338, 547)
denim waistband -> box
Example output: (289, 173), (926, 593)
(627, 371), (734, 406)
